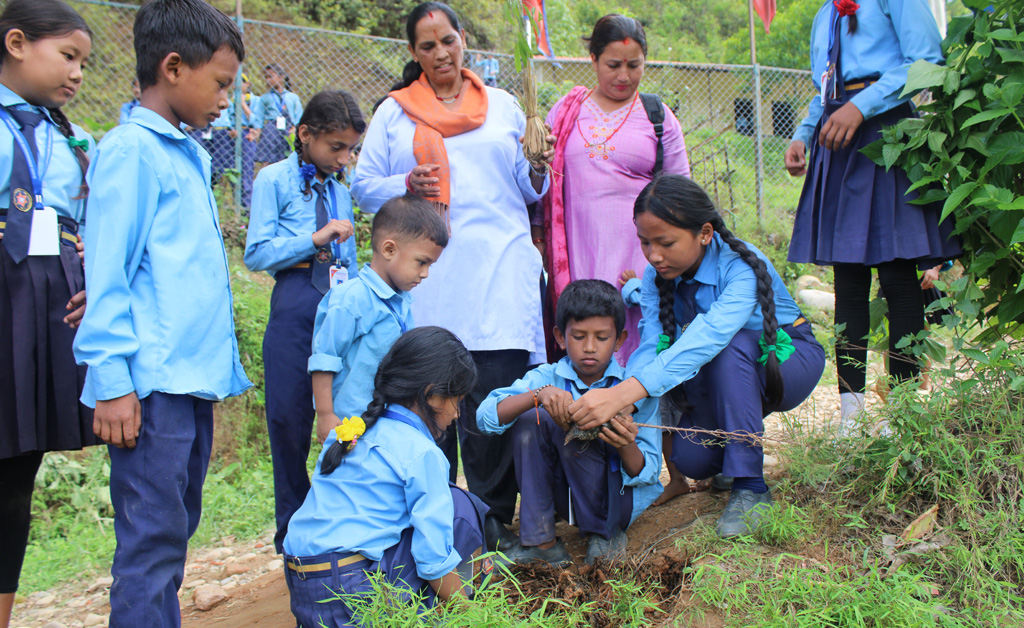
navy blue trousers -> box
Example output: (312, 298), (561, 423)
(667, 323), (825, 480)
(241, 136), (255, 208)
(285, 485), (487, 628)
(108, 392), (213, 628)
(512, 408), (632, 545)
(264, 267), (322, 553)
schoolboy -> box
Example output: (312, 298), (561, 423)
(72, 1), (250, 626)
(477, 279), (663, 565)
(309, 193), (448, 444)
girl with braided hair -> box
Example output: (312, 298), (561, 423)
(283, 326), (489, 628)
(569, 174), (825, 537)
(0, 2), (97, 624)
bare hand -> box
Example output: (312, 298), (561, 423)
(250, 128), (262, 142)
(317, 412), (342, 445)
(819, 102), (864, 151)
(570, 387), (630, 430)
(598, 413), (639, 448)
(784, 140), (807, 177)
(619, 269), (637, 287)
(312, 219), (354, 247)
(75, 234), (84, 260)
(408, 164), (442, 198)
(920, 266), (941, 290)
(64, 290), (86, 328)
(94, 392), (142, 448)
(536, 386), (574, 430)
(228, 129), (238, 139)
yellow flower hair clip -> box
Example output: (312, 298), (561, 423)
(334, 416), (366, 446)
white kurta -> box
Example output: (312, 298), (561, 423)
(351, 88), (549, 360)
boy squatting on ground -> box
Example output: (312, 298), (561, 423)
(477, 279), (662, 565)
(308, 193), (449, 445)
(72, 1), (251, 626)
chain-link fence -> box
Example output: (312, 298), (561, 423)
(66, 0), (816, 237)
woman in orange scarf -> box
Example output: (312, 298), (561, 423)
(351, 1), (554, 557)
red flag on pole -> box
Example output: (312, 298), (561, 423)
(522, 0), (554, 58)
(752, 0), (776, 33)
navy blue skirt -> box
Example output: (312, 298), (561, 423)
(255, 123), (291, 163)
(788, 94), (962, 267)
(0, 220), (96, 459)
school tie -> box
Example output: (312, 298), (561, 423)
(4, 107), (45, 264)
(311, 181), (331, 295)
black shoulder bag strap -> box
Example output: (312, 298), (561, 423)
(639, 92), (665, 175)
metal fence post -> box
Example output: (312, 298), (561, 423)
(753, 63), (765, 230)
(232, 0), (244, 215)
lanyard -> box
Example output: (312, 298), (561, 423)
(378, 295), (408, 334)
(271, 91), (288, 120)
(827, 2), (840, 61)
(322, 179), (344, 263)
(0, 107), (54, 205)
(382, 407), (426, 433)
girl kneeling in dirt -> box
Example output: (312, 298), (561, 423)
(282, 327), (489, 627)
(568, 174), (826, 538)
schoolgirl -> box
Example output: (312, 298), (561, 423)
(283, 326), (488, 628)
(783, 0), (962, 426)
(568, 174), (827, 538)
(244, 90), (365, 554)
(0, 1), (96, 624)
(251, 63), (303, 165)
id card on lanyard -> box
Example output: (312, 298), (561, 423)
(821, 3), (841, 106)
(274, 92), (288, 130)
(0, 108), (58, 256)
(322, 181), (349, 288)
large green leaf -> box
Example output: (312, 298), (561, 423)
(942, 182), (978, 221)
(962, 108), (1011, 128)
(901, 60), (948, 97)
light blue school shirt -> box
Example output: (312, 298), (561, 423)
(793, 0), (944, 147)
(251, 90), (303, 127)
(477, 356), (663, 524)
(73, 106), (251, 406)
(211, 102), (234, 129)
(621, 277), (642, 307)
(308, 264), (410, 419)
(118, 99), (139, 126)
(0, 83), (94, 225)
(351, 89), (549, 361)
(244, 152), (358, 278)
(627, 233), (803, 399)
(283, 403), (461, 580)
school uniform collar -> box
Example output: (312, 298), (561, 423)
(359, 263), (409, 304)
(554, 355), (626, 391)
(380, 403), (434, 441)
(287, 151), (340, 194)
(678, 232), (723, 289)
(126, 105), (191, 141)
(0, 82), (56, 125)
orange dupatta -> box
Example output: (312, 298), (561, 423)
(389, 69), (488, 228)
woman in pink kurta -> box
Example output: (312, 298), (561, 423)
(542, 15), (690, 364)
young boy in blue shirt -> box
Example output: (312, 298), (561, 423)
(309, 193), (448, 444)
(72, 2), (250, 626)
(477, 280), (663, 566)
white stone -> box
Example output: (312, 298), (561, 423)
(193, 584), (229, 611)
(85, 577), (113, 594)
(41, 622), (69, 628)
(184, 578), (206, 589)
(36, 593), (57, 606)
(266, 558), (284, 572)
(83, 613), (105, 627)
(237, 552), (258, 562)
(205, 547), (232, 561)
(797, 288), (836, 311)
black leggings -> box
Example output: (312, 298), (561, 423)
(0, 451), (43, 593)
(833, 261), (923, 394)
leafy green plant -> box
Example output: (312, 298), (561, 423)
(863, 0), (1024, 336)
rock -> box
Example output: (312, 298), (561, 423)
(68, 598), (88, 608)
(797, 288), (835, 311)
(224, 562), (250, 576)
(221, 535), (236, 545)
(763, 454), (779, 468)
(796, 275), (827, 291)
(266, 558), (284, 572)
(205, 547), (232, 561)
(184, 578), (206, 589)
(83, 613), (105, 627)
(42, 622), (69, 628)
(36, 593), (57, 606)
(236, 552), (258, 562)
(219, 576), (237, 587)
(193, 584), (229, 611)
(253, 541), (266, 549)
(85, 577), (113, 594)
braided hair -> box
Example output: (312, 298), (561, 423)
(294, 90), (366, 199)
(0, 0), (91, 195)
(320, 326), (477, 475)
(634, 173), (785, 407)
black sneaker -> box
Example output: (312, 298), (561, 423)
(716, 489), (773, 538)
(503, 539), (572, 567)
(484, 515), (519, 553)
(711, 474), (734, 491)
(585, 529), (628, 564)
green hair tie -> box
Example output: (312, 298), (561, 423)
(757, 328), (795, 365)
(68, 137), (89, 151)
(656, 334), (671, 355)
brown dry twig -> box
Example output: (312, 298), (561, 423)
(633, 423), (794, 447)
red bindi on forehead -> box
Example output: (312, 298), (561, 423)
(623, 37), (631, 45)
(428, 11), (433, 18)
